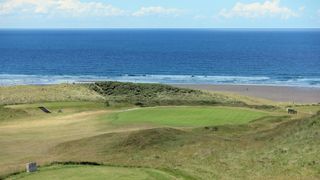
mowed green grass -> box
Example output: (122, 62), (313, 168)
(107, 106), (269, 127)
(9, 165), (175, 180)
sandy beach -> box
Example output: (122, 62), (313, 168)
(173, 84), (320, 104)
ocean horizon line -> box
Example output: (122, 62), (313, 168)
(1, 28), (320, 31)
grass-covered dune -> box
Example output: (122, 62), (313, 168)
(0, 81), (277, 109)
(0, 82), (247, 107)
(89, 81), (245, 107)
(0, 84), (104, 105)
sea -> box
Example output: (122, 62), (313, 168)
(0, 29), (319, 87)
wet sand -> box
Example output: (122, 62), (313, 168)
(173, 84), (320, 103)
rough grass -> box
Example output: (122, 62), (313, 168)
(50, 113), (320, 179)
(1, 82), (320, 179)
(0, 106), (28, 122)
(0, 103), (113, 178)
(0, 84), (104, 105)
(106, 106), (270, 127)
(118, 128), (186, 150)
(89, 81), (245, 107)
(53, 128), (186, 154)
(0, 81), (279, 109)
(2, 104), (320, 179)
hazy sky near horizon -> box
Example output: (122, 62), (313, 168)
(0, 0), (319, 28)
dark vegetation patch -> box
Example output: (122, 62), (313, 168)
(50, 161), (102, 166)
(88, 81), (245, 107)
(247, 104), (278, 110)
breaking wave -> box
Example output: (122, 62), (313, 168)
(1, 74), (320, 87)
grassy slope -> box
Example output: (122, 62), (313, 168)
(50, 113), (320, 179)
(0, 82), (276, 108)
(106, 106), (270, 127)
(0, 102), (114, 178)
(89, 82), (246, 107)
(0, 84), (104, 105)
(0, 106), (28, 122)
(9, 165), (176, 180)
(1, 82), (319, 179)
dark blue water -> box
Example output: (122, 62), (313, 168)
(0, 29), (320, 86)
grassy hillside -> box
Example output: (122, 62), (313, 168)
(9, 165), (176, 180)
(50, 113), (320, 179)
(89, 82), (245, 107)
(0, 106), (28, 122)
(0, 84), (104, 105)
(1, 104), (319, 179)
(0, 82), (319, 179)
(0, 81), (277, 108)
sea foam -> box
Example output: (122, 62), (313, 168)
(1, 74), (319, 87)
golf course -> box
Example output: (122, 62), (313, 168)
(107, 106), (269, 127)
(1, 82), (319, 179)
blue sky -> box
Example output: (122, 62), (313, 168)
(0, 0), (319, 28)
